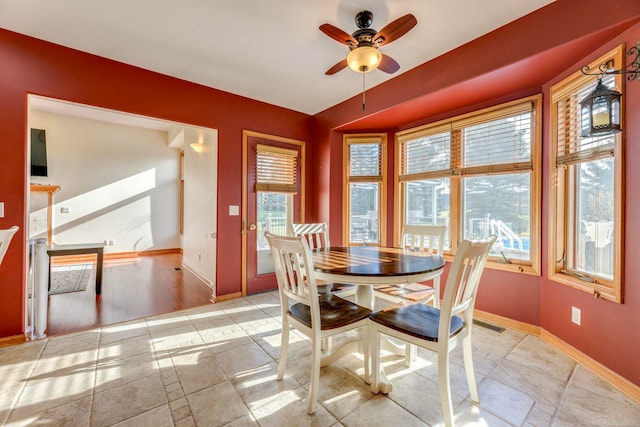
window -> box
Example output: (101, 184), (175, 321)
(549, 46), (624, 302)
(396, 95), (541, 274)
(343, 134), (387, 245)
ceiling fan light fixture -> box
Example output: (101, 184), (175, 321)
(347, 46), (382, 73)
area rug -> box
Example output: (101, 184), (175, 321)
(49, 264), (92, 295)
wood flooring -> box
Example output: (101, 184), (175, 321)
(45, 252), (214, 337)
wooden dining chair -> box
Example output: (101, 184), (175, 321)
(265, 232), (371, 415)
(373, 224), (446, 307)
(368, 236), (496, 427)
(0, 226), (19, 266)
(289, 222), (330, 249)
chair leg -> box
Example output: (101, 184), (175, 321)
(362, 326), (370, 384)
(463, 331), (479, 402)
(369, 323), (380, 394)
(437, 352), (455, 427)
(277, 321), (290, 380)
(404, 343), (417, 367)
(308, 335), (322, 415)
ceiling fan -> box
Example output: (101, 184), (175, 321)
(320, 10), (417, 75)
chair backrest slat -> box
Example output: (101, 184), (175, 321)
(266, 232), (319, 311)
(440, 236), (496, 323)
(401, 224), (446, 255)
(290, 222), (330, 250)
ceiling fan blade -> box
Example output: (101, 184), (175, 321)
(378, 54), (400, 74)
(319, 23), (357, 47)
(373, 14), (417, 47)
(325, 59), (348, 75)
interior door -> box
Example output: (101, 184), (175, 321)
(242, 131), (304, 295)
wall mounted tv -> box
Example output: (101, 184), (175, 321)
(30, 128), (48, 177)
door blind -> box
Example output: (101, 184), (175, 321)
(255, 144), (298, 193)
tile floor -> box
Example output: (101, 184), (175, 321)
(1, 291), (639, 426)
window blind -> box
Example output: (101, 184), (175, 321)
(555, 74), (616, 166)
(349, 142), (382, 182)
(398, 102), (533, 179)
(255, 144), (298, 193)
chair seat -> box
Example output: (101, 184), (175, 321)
(373, 282), (436, 303)
(290, 294), (371, 330)
(369, 304), (463, 342)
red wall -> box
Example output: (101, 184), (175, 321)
(0, 29), (311, 338)
(310, 0), (640, 386)
(540, 23), (640, 386)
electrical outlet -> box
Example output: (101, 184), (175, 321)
(571, 306), (581, 325)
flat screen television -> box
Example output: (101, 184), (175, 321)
(30, 128), (48, 177)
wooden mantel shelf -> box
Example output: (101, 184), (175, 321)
(30, 184), (61, 193)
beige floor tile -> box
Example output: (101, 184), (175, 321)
(477, 377), (534, 425)
(248, 386), (338, 427)
(230, 361), (301, 411)
(506, 335), (576, 383)
(488, 358), (566, 408)
(386, 366), (466, 425)
(172, 352), (226, 395)
(100, 318), (150, 345)
(186, 381), (252, 427)
(9, 362), (95, 418)
(111, 404), (173, 427)
(98, 333), (154, 361)
(2, 299), (639, 427)
(95, 351), (159, 392)
(453, 401), (514, 427)
(214, 341), (274, 380)
(315, 363), (375, 420)
(91, 374), (167, 427)
(5, 396), (91, 427)
(340, 393), (427, 426)
(555, 378), (640, 426)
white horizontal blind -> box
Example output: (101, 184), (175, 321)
(349, 142), (382, 182)
(556, 74), (616, 166)
(255, 144), (298, 193)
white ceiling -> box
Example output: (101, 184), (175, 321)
(1, 0), (554, 115)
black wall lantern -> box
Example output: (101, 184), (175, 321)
(579, 78), (621, 137)
(579, 41), (640, 138)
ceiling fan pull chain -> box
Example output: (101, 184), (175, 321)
(362, 71), (366, 111)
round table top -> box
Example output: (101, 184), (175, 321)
(311, 245), (445, 278)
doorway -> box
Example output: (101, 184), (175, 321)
(26, 95), (218, 336)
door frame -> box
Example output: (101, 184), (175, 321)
(241, 130), (305, 296)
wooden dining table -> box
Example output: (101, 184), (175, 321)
(311, 245), (446, 392)
(312, 245), (446, 309)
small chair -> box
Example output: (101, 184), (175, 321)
(369, 236), (496, 427)
(0, 226), (19, 266)
(290, 222), (330, 250)
(265, 232), (371, 415)
(374, 224), (446, 307)
(290, 222), (355, 296)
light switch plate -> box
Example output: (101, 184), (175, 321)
(229, 205), (239, 216)
(0, 202), (4, 218)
